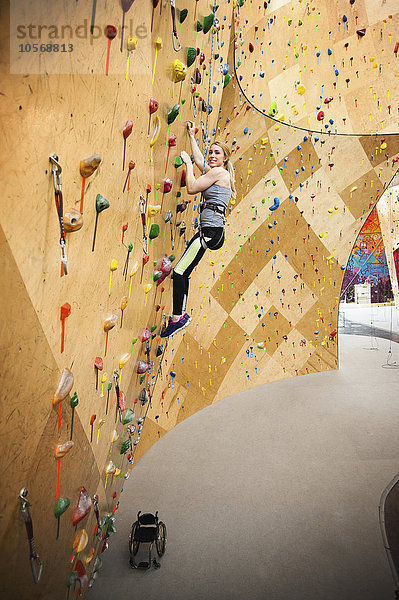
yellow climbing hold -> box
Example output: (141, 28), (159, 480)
(148, 204), (161, 217)
(172, 59), (187, 83)
(297, 84), (305, 95)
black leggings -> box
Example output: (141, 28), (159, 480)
(172, 227), (225, 315)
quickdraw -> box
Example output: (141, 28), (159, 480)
(113, 369), (122, 423)
(190, 78), (197, 118)
(139, 196), (148, 254)
(19, 488), (43, 584)
(170, 0), (181, 51)
(49, 153), (68, 275)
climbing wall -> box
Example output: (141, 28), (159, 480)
(138, 0), (399, 454)
(1, 1), (398, 598)
(0, 0), (232, 598)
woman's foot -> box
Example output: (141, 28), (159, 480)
(161, 313), (191, 338)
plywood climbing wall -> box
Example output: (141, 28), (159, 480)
(0, 1), (398, 598)
(0, 0), (231, 597)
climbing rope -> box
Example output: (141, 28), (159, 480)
(202, 0), (218, 173)
(382, 300), (399, 368)
(232, 6), (399, 139)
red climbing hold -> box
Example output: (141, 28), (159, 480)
(317, 111), (325, 121)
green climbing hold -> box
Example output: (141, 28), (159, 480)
(203, 13), (214, 35)
(149, 224), (160, 239)
(174, 156), (183, 168)
(196, 20), (203, 32)
(120, 440), (131, 455)
(179, 8), (188, 23)
(54, 497), (70, 518)
(167, 104), (180, 124)
(150, 325), (157, 333)
(139, 375), (146, 385)
(67, 572), (79, 588)
(95, 194), (110, 213)
(70, 391), (79, 408)
(187, 47), (196, 67)
(122, 408), (135, 424)
(268, 101), (278, 117)
(298, 19), (303, 26)
(237, 58), (242, 67)
(169, 254), (175, 262)
(223, 73), (232, 88)
(153, 270), (163, 282)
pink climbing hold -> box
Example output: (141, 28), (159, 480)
(72, 487), (92, 526)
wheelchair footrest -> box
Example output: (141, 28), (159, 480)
(137, 561), (150, 569)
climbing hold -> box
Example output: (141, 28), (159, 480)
(149, 224), (160, 239)
(73, 529), (89, 554)
(269, 197), (280, 212)
(173, 59), (187, 83)
(203, 13), (214, 35)
(72, 487), (92, 527)
(223, 73), (232, 87)
(187, 47), (196, 67)
(179, 8), (188, 23)
(54, 440), (74, 459)
(268, 101), (278, 117)
(54, 497), (70, 519)
(53, 368), (74, 406)
(167, 104), (180, 124)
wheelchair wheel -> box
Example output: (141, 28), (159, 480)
(156, 521), (167, 556)
(129, 521), (140, 557)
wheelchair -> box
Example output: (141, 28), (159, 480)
(129, 511), (167, 570)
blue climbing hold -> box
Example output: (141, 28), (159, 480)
(269, 197), (280, 211)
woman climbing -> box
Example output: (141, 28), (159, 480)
(161, 122), (236, 338)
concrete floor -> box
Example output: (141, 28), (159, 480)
(91, 307), (399, 600)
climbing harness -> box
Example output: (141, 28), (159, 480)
(170, 1), (181, 51)
(49, 153), (68, 274)
(200, 202), (226, 217)
(19, 488), (43, 584)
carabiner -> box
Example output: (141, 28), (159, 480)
(170, 1), (181, 51)
(49, 153), (62, 194)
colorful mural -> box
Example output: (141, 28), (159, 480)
(341, 208), (393, 303)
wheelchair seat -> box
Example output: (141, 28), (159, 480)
(135, 513), (158, 543)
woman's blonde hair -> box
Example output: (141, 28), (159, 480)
(211, 141), (236, 199)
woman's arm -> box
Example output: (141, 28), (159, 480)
(181, 151), (221, 194)
(187, 122), (210, 173)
